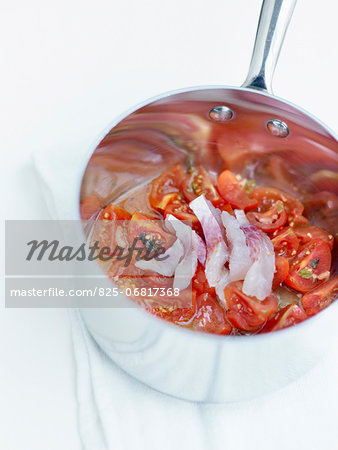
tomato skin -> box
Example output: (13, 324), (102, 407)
(224, 281), (278, 332)
(262, 305), (307, 332)
(190, 293), (232, 335)
(294, 225), (334, 250)
(302, 276), (338, 316)
(273, 256), (289, 289)
(182, 165), (222, 205)
(217, 170), (259, 211)
(247, 201), (287, 232)
(250, 187), (306, 225)
(192, 263), (215, 296)
(80, 195), (101, 220)
(285, 239), (332, 293)
(149, 164), (185, 210)
(271, 226), (299, 258)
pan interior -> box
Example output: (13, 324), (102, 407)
(80, 87), (338, 273)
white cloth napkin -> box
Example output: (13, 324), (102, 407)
(33, 148), (338, 450)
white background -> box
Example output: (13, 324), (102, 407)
(1, 0), (337, 449)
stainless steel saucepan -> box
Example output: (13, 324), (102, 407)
(77, 0), (338, 401)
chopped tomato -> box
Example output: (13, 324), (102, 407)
(224, 281), (278, 332)
(100, 204), (132, 221)
(192, 263), (215, 296)
(294, 225), (334, 250)
(190, 293), (232, 335)
(285, 239), (332, 293)
(262, 305), (307, 332)
(146, 289), (197, 324)
(149, 164), (185, 210)
(250, 187), (306, 225)
(292, 215), (309, 226)
(217, 170), (259, 211)
(80, 195), (101, 220)
(302, 276), (338, 316)
(273, 256), (289, 289)
(128, 211), (175, 254)
(88, 160), (338, 336)
(182, 165), (222, 205)
(247, 200), (287, 232)
(271, 226), (299, 258)
(164, 194), (200, 227)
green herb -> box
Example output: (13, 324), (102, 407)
(139, 232), (160, 252)
(244, 179), (256, 195)
(276, 201), (284, 214)
(309, 258), (320, 269)
(189, 183), (197, 193)
(186, 154), (194, 169)
(298, 268), (313, 279)
(187, 165), (196, 175)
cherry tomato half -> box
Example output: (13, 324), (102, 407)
(250, 187), (306, 225)
(302, 276), (338, 316)
(128, 211), (176, 263)
(182, 165), (222, 205)
(285, 239), (332, 293)
(217, 170), (259, 211)
(272, 256), (289, 289)
(271, 226), (299, 258)
(164, 194), (200, 228)
(262, 305), (307, 332)
(190, 293), (232, 335)
(247, 200), (287, 232)
(149, 164), (185, 210)
(224, 281), (278, 332)
(294, 225), (334, 250)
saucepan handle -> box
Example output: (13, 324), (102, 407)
(242, 0), (297, 93)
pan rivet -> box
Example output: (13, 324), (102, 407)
(267, 119), (289, 137)
(209, 106), (234, 122)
